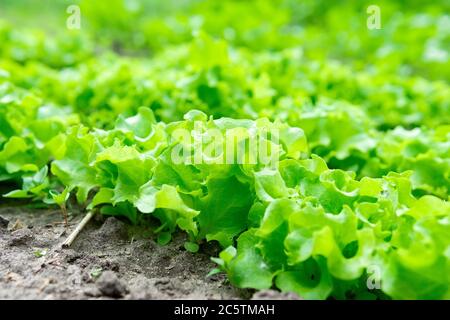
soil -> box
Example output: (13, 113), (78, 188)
(0, 205), (257, 300)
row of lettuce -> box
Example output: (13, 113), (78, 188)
(1, 85), (449, 298)
(1, 34), (448, 199)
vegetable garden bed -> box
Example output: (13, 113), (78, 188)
(0, 0), (448, 300)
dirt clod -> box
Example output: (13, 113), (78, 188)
(96, 271), (128, 298)
(96, 217), (128, 241)
(0, 215), (9, 228)
(83, 287), (102, 297)
(8, 228), (34, 246)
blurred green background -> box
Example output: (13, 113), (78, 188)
(0, 0), (448, 80)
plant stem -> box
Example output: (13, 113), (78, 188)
(61, 204), (68, 226)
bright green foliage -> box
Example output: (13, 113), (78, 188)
(0, 0), (448, 300)
(215, 160), (450, 299)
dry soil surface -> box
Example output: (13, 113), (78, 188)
(0, 206), (255, 299)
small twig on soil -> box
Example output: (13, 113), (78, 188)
(62, 211), (95, 248)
